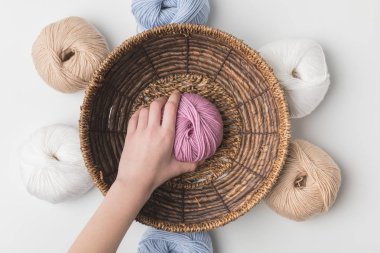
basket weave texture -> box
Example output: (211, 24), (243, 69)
(79, 24), (290, 232)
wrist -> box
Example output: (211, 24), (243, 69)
(112, 177), (153, 202)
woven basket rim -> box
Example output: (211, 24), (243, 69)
(79, 23), (290, 232)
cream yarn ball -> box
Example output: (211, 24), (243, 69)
(19, 124), (93, 203)
(32, 16), (109, 93)
(266, 139), (341, 221)
(259, 39), (330, 118)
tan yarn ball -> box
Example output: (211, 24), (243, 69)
(266, 139), (341, 221)
(32, 16), (109, 93)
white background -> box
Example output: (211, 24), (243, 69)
(1, 0), (379, 252)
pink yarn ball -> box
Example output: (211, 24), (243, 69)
(174, 93), (223, 162)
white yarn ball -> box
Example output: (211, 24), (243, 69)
(259, 39), (330, 118)
(19, 124), (93, 203)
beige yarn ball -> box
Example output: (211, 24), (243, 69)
(32, 16), (109, 93)
(266, 139), (341, 221)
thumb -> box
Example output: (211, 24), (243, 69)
(170, 159), (197, 177)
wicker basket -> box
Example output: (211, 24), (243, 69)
(79, 24), (290, 232)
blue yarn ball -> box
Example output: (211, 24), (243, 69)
(132, 0), (210, 32)
(138, 227), (213, 253)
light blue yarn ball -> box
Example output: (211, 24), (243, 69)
(132, 0), (210, 32)
(137, 227), (213, 253)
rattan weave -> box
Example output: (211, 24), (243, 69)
(79, 24), (290, 232)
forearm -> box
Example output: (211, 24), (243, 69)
(68, 180), (151, 253)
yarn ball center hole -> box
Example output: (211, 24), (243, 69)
(61, 48), (75, 62)
(186, 123), (194, 138)
(50, 153), (59, 161)
(291, 68), (300, 79)
(294, 174), (307, 188)
(161, 0), (176, 10)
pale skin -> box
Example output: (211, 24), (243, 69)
(68, 91), (196, 253)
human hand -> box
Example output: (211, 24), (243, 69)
(115, 91), (197, 197)
(70, 91), (197, 253)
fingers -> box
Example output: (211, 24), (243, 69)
(133, 91), (181, 131)
(162, 90), (181, 130)
(127, 108), (140, 135)
(148, 97), (167, 127)
(137, 106), (149, 130)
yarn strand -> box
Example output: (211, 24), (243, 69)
(259, 39), (330, 118)
(174, 93), (223, 162)
(266, 139), (341, 221)
(32, 16), (109, 93)
(19, 124), (93, 203)
(138, 227), (213, 253)
(132, 0), (210, 32)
